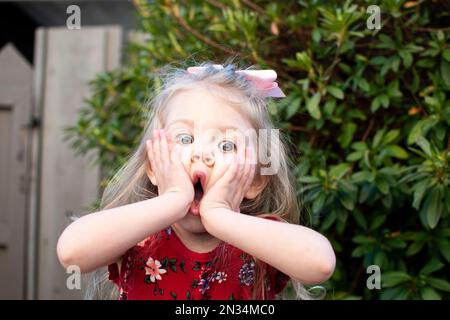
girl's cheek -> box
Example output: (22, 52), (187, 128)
(215, 152), (235, 166)
(210, 160), (230, 181)
(178, 145), (193, 164)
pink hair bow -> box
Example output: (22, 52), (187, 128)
(186, 64), (286, 98)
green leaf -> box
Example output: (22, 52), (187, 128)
(419, 259), (444, 275)
(438, 240), (450, 263)
(379, 94), (390, 108)
(352, 142), (368, 151)
(400, 51), (413, 68)
(440, 59), (450, 86)
(299, 176), (321, 184)
(406, 241), (425, 256)
(321, 210), (337, 231)
(352, 171), (372, 183)
(339, 191), (354, 211)
(407, 117), (439, 145)
(338, 122), (357, 148)
(426, 277), (450, 292)
(421, 188), (443, 229)
(382, 129), (400, 145)
(380, 287), (409, 300)
(352, 235), (373, 244)
(420, 287), (442, 300)
(313, 195), (327, 216)
(327, 85), (344, 99)
(324, 99), (336, 115)
(351, 245), (371, 257)
(370, 215), (386, 230)
(375, 177), (389, 195)
(382, 271), (411, 287)
(312, 28), (321, 43)
(443, 50), (450, 62)
(415, 136), (432, 157)
(384, 145), (409, 159)
(357, 78), (370, 92)
(412, 179), (430, 210)
(371, 96), (381, 112)
(370, 56), (386, 65)
(372, 129), (385, 149)
(306, 92), (322, 120)
(329, 163), (351, 178)
(286, 97), (301, 119)
(347, 151), (363, 162)
(351, 210), (368, 230)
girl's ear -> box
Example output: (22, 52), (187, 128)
(245, 174), (268, 199)
(145, 162), (157, 186)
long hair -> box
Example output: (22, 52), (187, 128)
(84, 58), (326, 300)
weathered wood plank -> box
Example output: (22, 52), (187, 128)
(36, 26), (121, 299)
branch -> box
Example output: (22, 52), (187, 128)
(167, 3), (295, 82)
(241, 0), (266, 15)
(362, 118), (374, 142)
(205, 0), (227, 10)
(168, 3), (238, 56)
(415, 26), (450, 32)
(288, 124), (313, 133)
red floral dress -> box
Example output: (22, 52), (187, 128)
(108, 226), (290, 300)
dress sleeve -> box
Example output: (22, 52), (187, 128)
(107, 247), (135, 287)
(266, 264), (291, 297)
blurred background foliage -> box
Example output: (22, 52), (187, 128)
(65, 0), (450, 299)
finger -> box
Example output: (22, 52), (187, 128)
(242, 147), (256, 191)
(222, 152), (239, 182)
(146, 139), (157, 174)
(160, 129), (170, 164)
(153, 129), (161, 164)
(166, 131), (175, 154)
(238, 146), (250, 184)
(170, 143), (182, 164)
(235, 145), (246, 181)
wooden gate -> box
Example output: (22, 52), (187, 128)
(0, 25), (121, 299)
(0, 44), (33, 299)
(34, 26), (121, 299)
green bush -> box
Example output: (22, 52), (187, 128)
(65, 0), (450, 299)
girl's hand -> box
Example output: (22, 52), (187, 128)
(199, 146), (256, 214)
(146, 129), (194, 207)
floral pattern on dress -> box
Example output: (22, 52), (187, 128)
(239, 260), (255, 286)
(109, 226), (289, 300)
(145, 257), (167, 282)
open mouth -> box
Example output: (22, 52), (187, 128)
(190, 172), (206, 215)
(194, 180), (204, 201)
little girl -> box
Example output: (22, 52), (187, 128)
(57, 61), (336, 300)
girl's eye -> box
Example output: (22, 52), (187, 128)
(218, 140), (236, 153)
(175, 133), (194, 145)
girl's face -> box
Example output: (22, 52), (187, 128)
(161, 85), (259, 234)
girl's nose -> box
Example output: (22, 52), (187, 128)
(202, 152), (215, 167)
(191, 145), (215, 167)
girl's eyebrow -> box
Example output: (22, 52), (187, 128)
(167, 119), (242, 132)
(166, 119), (194, 128)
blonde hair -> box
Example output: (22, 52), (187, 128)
(84, 58), (326, 300)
